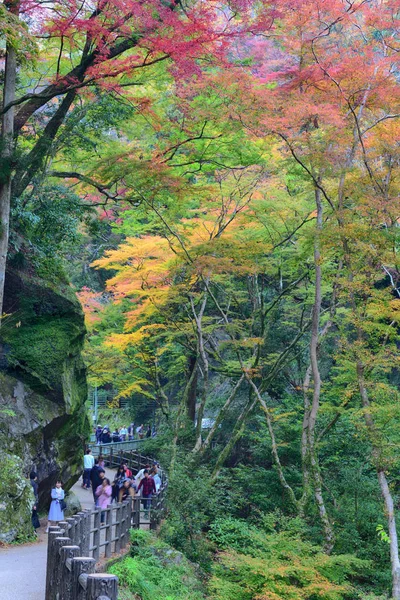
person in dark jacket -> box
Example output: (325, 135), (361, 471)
(30, 471), (39, 503)
(95, 425), (102, 444)
(137, 470), (156, 516)
(101, 428), (111, 444)
(146, 425), (151, 438)
(90, 460), (105, 505)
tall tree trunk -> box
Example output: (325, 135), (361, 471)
(357, 361), (400, 599)
(306, 187), (335, 553)
(0, 1), (19, 320)
(186, 354), (198, 423)
(211, 396), (257, 482)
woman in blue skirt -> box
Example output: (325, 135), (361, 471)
(47, 480), (65, 529)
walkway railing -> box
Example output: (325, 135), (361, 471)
(90, 438), (147, 456)
(46, 448), (167, 600)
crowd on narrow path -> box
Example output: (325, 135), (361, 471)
(95, 422), (154, 444)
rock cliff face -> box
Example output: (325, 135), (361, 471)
(0, 266), (89, 540)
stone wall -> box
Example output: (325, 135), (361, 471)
(0, 266), (89, 541)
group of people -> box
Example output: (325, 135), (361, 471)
(83, 448), (161, 522)
(95, 423), (153, 444)
(27, 447), (161, 533)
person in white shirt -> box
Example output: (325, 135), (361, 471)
(83, 448), (95, 489)
(119, 427), (128, 441)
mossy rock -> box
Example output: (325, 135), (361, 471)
(0, 454), (35, 543)
(0, 265), (90, 541)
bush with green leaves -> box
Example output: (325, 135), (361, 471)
(109, 529), (205, 600)
(207, 517), (371, 600)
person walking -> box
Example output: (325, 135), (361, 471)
(134, 464), (150, 489)
(82, 448), (94, 489)
(120, 426), (128, 441)
(47, 480), (65, 530)
(137, 470), (156, 517)
(146, 425), (151, 438)
(95, 478), (112, 524)
(90, 459), (105, 505)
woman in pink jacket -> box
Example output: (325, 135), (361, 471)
(95, 478), (112, 524)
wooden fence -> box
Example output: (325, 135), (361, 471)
(46, 448), (167, 599)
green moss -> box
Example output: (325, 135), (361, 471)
(2, 317), (82, 389)
(0, 454), (35, 544)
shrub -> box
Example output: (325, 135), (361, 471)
(109, 530), (205, 600)
(207, 518), (370, 600)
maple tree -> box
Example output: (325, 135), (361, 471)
(3, 0), (400, 596)
(0, 0), (265, 317)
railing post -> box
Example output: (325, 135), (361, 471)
(114, 503), (122, 553)
(52, 536), (71, 599)
(66, 517), (77, 544)
(59, 545), (80, 600)
(71, 557), (96, 600)
(86, 573), (118, 600)
(120, 501), (127, 549)
(92, 508), (101, 561)
(150, 495), (157, 530)
(82, 509), (91, 555)
(45, 527), (63, 600)
(105, 507), (112, 559)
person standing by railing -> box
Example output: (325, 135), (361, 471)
(95, 478), (112, 524)
(137, 470), (156, 517)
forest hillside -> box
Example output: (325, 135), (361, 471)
(1, 0), (400, 598)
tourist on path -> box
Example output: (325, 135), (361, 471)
(47, 480), (65, 528)
(101, 427), (111, 444)
(128, 423), (135, 440)
(118, 478), (135, 503)
(150, 467), (161, 492)
(95, 478), (112, 524)
(146, 425), (151, 438)
(122, 461), (133, 478)
(137, 470), (156, 515)
(111, 465), (126, 503)
(120, 426), (128, 441)
(30, 471), (39, 503)
(90, 459), (105, 505)
(82, 448), (94, 489)
(134, 464), (150, 488)
(98, 455), (105, 469)
(95, 425), (102, 444)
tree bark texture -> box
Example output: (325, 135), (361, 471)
(0, 2), (19, 320)
(306, 187), (335, 553)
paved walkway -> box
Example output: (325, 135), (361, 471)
(0, 469), (115, 600)
(0, 533), (47, 600)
